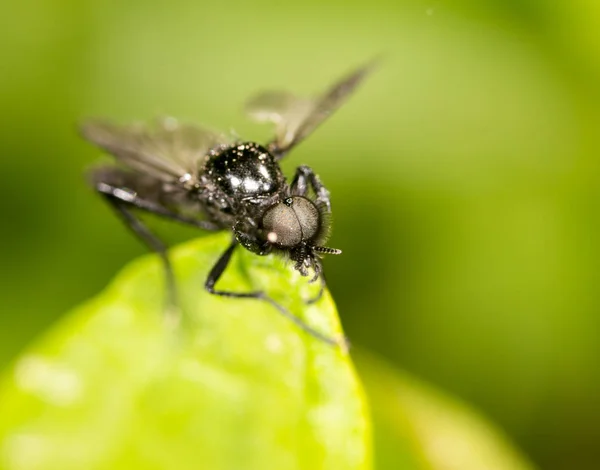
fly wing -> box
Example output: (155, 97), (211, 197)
(246, 91), (314, 151)
(89, 165), (166, 204)
(81, 117), (231, 183)
(245, 60), (376, 158)
(88, 165), (216, 225)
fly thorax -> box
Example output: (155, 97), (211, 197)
(203, 142), (283, 199)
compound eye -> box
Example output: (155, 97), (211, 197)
(262, 204), (302, 246)
(289, 197), (320, 241)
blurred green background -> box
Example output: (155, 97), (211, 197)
(1, 0), (599, 468)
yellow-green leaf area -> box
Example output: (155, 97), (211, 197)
(0, 232), (371, 470)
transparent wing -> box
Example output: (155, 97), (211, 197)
(246, 92), (314, 151)
(88, 165), (207, 220)
(81, 117), (231, 183)
(89, 165), (167, 204)
(245, 60), (376, 158)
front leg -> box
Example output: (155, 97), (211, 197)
(290, 167), (334, 302)
(233, 222), (272, 255)
(290, 165), (331, 212)
(205, 240), (345, 348)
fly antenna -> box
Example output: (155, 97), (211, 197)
(314, 246), (342, 255)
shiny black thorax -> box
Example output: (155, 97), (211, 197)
(198, 142), (286, 229)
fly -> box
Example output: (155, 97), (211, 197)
(81, 62), (375, 347)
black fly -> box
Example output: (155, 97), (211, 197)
(81, 62), (374, 347)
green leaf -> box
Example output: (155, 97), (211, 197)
(355, 352), (535, 470)
(0, 233), (371, 470)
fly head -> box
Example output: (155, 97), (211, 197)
(260, 196), (341, 280)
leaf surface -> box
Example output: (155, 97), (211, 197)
(0, 233), (370, 470)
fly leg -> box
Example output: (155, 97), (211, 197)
(290, 165), (332, 211)
(96, 182), (219, 326)
(96, 182), (220, 230)
(305, 273), (326, 305)
(205, 240), (346, 348)
(291, 166), (331, 304)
